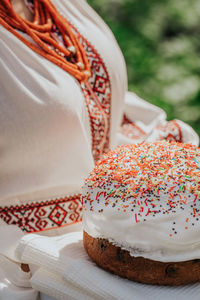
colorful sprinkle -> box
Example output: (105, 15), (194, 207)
(82, 141), (200, 237)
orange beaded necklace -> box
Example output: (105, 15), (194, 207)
(0, 0), (91, 82)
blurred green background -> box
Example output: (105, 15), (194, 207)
(88, 0), (200, 138)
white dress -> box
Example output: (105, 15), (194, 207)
(0, 0), (199, 299)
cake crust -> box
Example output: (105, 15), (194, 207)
(83, 231), (200, 286)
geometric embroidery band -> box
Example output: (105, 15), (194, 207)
(0, 195), (82, 233)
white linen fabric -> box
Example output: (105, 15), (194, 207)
(14, 231), (200, 300)
(117, 92), (199, 145)
(0, 255), (37, 300)
(0, 0), (199, 299)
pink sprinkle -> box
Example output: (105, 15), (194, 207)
(145, 208), (150, 216)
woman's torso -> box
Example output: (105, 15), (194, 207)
(0, 0), (127, 233)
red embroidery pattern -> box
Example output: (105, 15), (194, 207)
(80, 39), (111, 162)
(0, 195), (82, 233)
(121, 116), (183, 143)
(120, 114), (146, 142)
(155, 120), (182, 142)
(0, 5), (111, 232)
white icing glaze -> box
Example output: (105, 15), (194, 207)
(82, 142), (200, 262)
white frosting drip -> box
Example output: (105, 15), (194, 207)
(83, 208), (200, 262)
